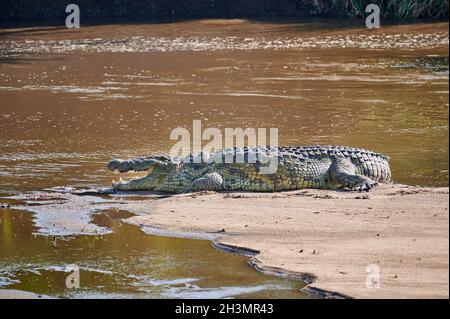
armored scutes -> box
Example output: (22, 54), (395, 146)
(107, 145), (391, 193)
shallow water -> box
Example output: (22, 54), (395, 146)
(0, 19), (448, 298)
(0, 208), (306, 298)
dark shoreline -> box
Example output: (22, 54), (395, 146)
(1, 0), (448, 28)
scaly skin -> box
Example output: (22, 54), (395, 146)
(107, 145), (391, 193)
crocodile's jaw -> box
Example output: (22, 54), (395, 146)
(112, 167), (171, 191)
(113, 175), (149, 191)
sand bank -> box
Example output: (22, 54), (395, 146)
(0, 289), (55, 299)
(125, 184), (449, 299)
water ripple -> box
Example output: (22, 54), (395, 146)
(1, 32), (448, 56)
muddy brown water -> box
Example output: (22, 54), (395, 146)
(0, 208), (308, 298)
(0, 19), (448, 298)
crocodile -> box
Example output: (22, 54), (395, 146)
(107, 145), (391, 193)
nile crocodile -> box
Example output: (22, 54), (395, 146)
(107, 145), (391, 193)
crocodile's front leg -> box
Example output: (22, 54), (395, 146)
(190, 172), (223, 192)
(330, 156), (377, 191)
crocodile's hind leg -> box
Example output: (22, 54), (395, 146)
(189, 172), (223, 192)
(330, 156), (377, 191)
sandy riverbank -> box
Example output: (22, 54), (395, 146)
(125, 184), (449, 299)
(0, 289), (55, 299)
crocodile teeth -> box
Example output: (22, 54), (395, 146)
(119, 177), (123, 182)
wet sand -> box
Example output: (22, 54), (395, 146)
(125, 184), (449, 299)
(0, 289), (54, 299)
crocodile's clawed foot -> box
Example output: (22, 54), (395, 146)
(351, 180), (378, 192)
(330, 156), (381, 192)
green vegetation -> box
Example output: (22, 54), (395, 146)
(305, 0), (449, 19)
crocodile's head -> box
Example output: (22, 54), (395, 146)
(107, 155), (175, 191)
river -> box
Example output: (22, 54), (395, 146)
(0, 19), (448, 298)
